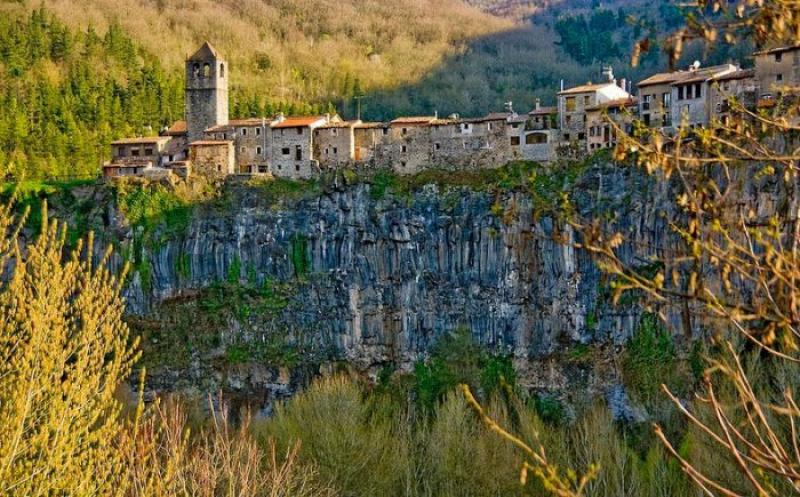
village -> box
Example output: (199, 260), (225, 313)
(103, 42), (797, 181)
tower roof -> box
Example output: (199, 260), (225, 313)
(188, 41), (222, 62)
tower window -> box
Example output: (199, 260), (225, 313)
(220, 63), (225, 77)
(203, 63), (211, 78)
(193, 63), (200, 77)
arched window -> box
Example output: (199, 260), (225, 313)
(193, 63), (200, 77)
(203, 63), (211, 78)
(220, 63), (225, 78)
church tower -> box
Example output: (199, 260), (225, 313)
(185, 42), (229, 143)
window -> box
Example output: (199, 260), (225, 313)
(565, 115), (572, 125)
(333, 147), (338, 155)
(256, 147), (262, 155)
(220, 63), (225, 78)
(434, 142), (441, 150)
(295, 146), (302, 161)
(583, 96), (590, 106)
(578, 132), (585, 140)
(297, 127), (303, 135)
(663, 114), (670, 126)
(332, 129), (338, 136)
(776, 53), (783, 62)
(382, 128), (388, 136)
(241, 128), (248, 136)
(203, 63), (211, 78)
(216, 164), (221, 172)
(192, 63), (200, 77)
(487, 123), (493, 131)
(511, 123), (519, 129)
(282, 148), (290, 156)
(662, 92), (671, 107)
(400, 161), (407, 168)
(240, 146), (246, 153)
(525, 133), (547, 144)
(131, 149), (140, 157)
(402, 128), (408, 135)
(565, 96), (576, 112)
(256, 127), (261, 136)
(401, 145), (407, 153)
(694, 83), (702, 98)
(510, 136), (520, 146)
(643, 114), (651, 126)
(678, 86), (684, 100)
(295, 164), (300, 171)
(642, 94), (652, 111)
(144, 148), (153, 156)
(777, 74), (784, 81)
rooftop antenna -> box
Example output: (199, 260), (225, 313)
(504, 101), (514, 115)
(354, 94), (365, 121)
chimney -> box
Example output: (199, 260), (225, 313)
(435, 110), (439, 119)
(602, 65), (615, 83)
(535, 98), (541, 110)
(560, 79), (564, 92)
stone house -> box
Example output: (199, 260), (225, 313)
(558, 67), (631, 144)
(103, 136), (172, 178)
(189, 140), (235, 178)
(387, 117), (438, 174)
(353, 122), (391, 163)
(313, 121), (359, 169)
(754, 45), (800, 99)
(707, 69), (757, 125)
(638, 63), (739, 130)
(269, 115), (337, 179)
(585, 97), (637, 153)
(205, 118), (270, 174)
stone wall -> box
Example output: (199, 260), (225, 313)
(190, 142), (235, 178)
(270, 127), (320, 179)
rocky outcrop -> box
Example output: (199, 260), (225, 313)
(121, 162), (666, 375)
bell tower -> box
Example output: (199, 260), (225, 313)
(185, 42), (229, 143)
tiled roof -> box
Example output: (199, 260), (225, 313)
(271, 116), (328, 129)
(189, 140), (233, 146)
(529, 106), (557, 115)
(638, 64), (738, 87)
(585, 97), (638, 112)
(558, 82), (615, 95)
(111, 136), (170, 145)
(353, 122), (388, 129)
(188, 41), (221, 61)
(317, 120), (361, 129)
(164, 120), (187, 136)
(712, 69), (756, 82)
(390, 116), (437, 125)
(753, 44), (800, 56)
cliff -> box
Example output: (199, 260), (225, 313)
(60, 158), (669, 413)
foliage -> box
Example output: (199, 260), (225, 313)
(289, 233), (310, 278)
(0, 201), (140, 495)
(413, 328), (515, 412)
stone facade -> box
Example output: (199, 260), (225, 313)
(269, 116), (331, 179)
(754, 46), (800, 97)
(313, 122), (357, 169)
(205, 119), (271, 174)
(558, 68), (631, 145)
(637, 64), (739, 130)
(586, 98), (636, 152)
(189, 141), (235, 178)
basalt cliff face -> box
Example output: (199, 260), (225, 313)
(98, 160), (673, 412)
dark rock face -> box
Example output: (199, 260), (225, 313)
(124, 164), (663, 375)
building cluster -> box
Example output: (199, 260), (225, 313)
(104, 42), (800, 181)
